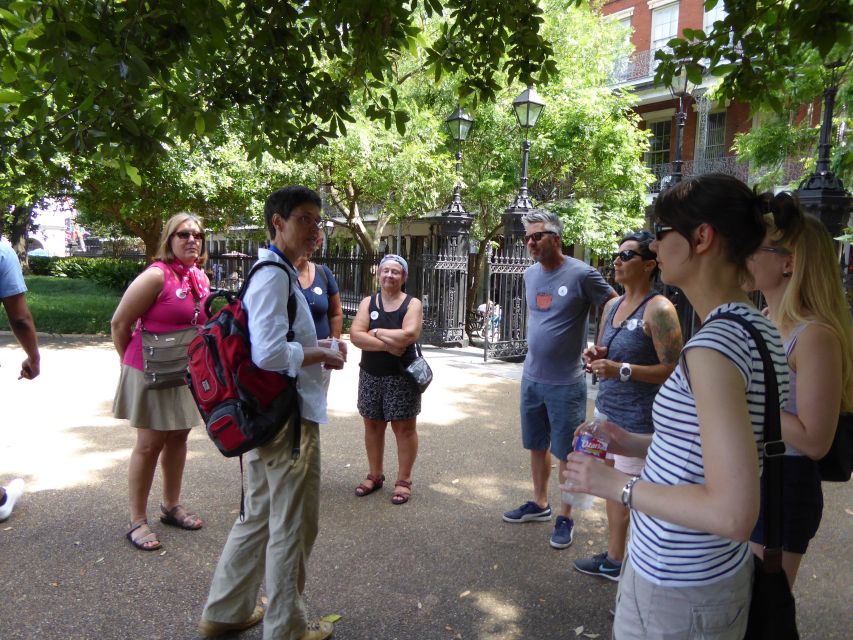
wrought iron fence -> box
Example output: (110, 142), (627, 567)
(483, 239), (534, 361)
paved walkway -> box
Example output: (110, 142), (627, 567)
(0, 335), (850, 639)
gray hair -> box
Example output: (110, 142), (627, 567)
(521, 209), (562, 235)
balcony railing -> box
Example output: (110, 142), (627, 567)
(647, 155), (749, 193)
(610, 48), (664, 85)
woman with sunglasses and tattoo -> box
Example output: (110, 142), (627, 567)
(575, 230), (682, 583)
(111, 213), (211, 551)
(565, 174), (793, 638)
(747, 213), (853, 589)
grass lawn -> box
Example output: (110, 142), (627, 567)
(0, 276), (121, 335)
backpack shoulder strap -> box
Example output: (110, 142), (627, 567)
(240, 261), (298, 342)
(315, 263), (328, 290)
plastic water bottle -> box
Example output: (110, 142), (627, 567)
(560, 409), (609, 510)
(323, 338), (339, 371)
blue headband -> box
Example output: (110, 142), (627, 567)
(379, 254), (408, 278)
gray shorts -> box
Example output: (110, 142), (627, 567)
(613, 555), (753, 639)
(357, 369), (421, 422)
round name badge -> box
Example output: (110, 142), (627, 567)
(175, 288), (187, 299)
(370, 310), (379, 320)
(313, 286), (323, 295)
(558, 285), (568, 297)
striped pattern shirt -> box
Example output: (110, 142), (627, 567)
(629, 302), (789, 587)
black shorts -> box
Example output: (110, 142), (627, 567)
(357, 369), (421, 422)
(750, 455), (824, 554)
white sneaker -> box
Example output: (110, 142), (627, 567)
(0, 478), (25, 521)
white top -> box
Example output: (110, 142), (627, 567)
(243, 248), (327, 424)
(629, 302), (789, 587)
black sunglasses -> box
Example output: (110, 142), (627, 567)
(653, 222), (674, 241)
(174, 230), (204, 241)
(523, 230), (557, 244)
(612, 249), (653, 263)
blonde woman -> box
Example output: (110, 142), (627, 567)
(748, 213), (853, 587)
(112, 213), (211, 551)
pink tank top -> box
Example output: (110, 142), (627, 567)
(123, 262), (210, 370)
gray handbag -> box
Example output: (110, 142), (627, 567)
(140, 296), (200, 390)
(402, 343), (433, 393)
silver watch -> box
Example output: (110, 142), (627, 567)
(619, 362), (632, 382)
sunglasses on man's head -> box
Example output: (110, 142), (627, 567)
(523, 230), (557, 244)
(174, 230), (204, 241)
(612, 249), (653, 263)
(653, 222), (674, 241)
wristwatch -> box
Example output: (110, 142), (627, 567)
(619, 362), (632, 382)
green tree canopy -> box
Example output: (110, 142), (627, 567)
(0, 0), (556, 177)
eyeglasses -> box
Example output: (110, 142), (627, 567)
(653, 223), (675, 241)
(759, 246), (791, 256)
(612, 249), (652, 263)
(293, 214), (324, 229)
(174, 230), (204, 241)
(523, 231), (557, 244)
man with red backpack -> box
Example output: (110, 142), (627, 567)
(198, 186), (346, 640)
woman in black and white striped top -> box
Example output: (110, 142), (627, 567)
(564, 174), (795, 639)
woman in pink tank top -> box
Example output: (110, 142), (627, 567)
(111, 213), (211, 552)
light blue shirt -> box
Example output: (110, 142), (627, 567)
(243, 248), (328, 424)
(0, 243), (26, 299)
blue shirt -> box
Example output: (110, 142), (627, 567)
(0, 243), (26, 299)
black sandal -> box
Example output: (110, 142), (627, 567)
(126, 519), (162, 551)
(160, 504), (203, 530)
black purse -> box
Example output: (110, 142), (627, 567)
(713, 313), (798, 640)
(817, 413), (852, 482)
(401, 343), (433, 393)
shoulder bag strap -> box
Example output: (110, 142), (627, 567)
(712, 312), (784, 570)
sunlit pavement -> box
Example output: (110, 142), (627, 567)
(1, 334), (850, 639)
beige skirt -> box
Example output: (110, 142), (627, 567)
(113, 365), (203, 431)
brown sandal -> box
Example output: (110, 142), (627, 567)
(391, 479), (412, 505)
(160, 504), (203, 530)
(126, 519), (162, 551)
(355, 474), (385, 497)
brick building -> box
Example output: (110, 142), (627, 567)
(602, 0), (811, 197)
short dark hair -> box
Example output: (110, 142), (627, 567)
(653, 174), (767, 280)
(264, 186), (322, 240)
(620, 229), (658, 279)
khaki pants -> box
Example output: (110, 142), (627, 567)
(202, 418), (320, 640)
(613, 554), (753, 640)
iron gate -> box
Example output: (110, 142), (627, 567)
(417, 237), (468, 347)
(484, 240), (533, 361)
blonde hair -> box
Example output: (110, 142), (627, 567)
(155, 213), (208, 266)
(772, 216), (853, 412)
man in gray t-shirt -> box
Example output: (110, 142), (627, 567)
(502, 211), (615, 550)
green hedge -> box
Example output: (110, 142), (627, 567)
(46, 257), (146, 291)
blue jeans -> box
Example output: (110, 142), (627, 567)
(520, 377), (587, 461)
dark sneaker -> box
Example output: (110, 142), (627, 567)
(549, 515), (574, 549)
(574, 551), (622, 581)
(502, 501), (552, 523)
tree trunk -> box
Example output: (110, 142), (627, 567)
(3, 204), (34, 274)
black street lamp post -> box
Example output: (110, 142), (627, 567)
(796, 61), (852, 240)
(502, 86), (546, 238)
(664, 62), (703, 189)
(443, 106), (474, 216)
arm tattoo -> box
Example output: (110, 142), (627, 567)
(651, 306), (684, 364)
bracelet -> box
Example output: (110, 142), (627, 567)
(621, 475), (641, 509)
